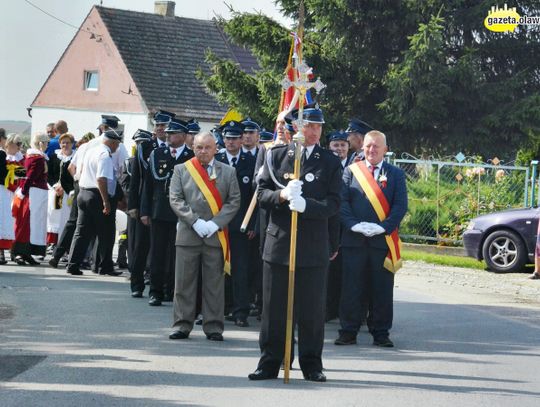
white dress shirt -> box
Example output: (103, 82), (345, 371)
(242, 146), (257, 156)
(170, 144), (185, 160)
(366, 161), (382, 180)
(225, 151), (240, 166)
(301, 145), (316, 160)
(78, 143), (116, 195)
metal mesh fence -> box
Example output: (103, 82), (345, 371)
(392, 154), (531, 245)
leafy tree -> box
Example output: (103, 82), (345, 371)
(197, 0), (540, 158)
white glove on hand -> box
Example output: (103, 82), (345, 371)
(192, 219), (209, 238)
(363, 222), (386, 237)
(205, 220), (220, 237)
(351, 223), (371, 236)
(280, 179), (304, 201)
(289, 195), (306, 213)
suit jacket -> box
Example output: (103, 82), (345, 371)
(340, 160), (408, 249)
(258, 143), (342, 267)
(215, 151), (256, 233)
(169, 159), (241, 247)
(141, 145), (194, 222)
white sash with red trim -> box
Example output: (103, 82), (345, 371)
(349, 161), (403, 273)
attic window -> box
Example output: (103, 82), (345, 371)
(84, 71), (99, 91)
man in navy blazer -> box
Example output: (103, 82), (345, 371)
(336, 130), (407, 348)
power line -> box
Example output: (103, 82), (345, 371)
(23, 0), (95, 35)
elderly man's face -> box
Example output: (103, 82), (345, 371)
(194, 136), (217, 165)
(329, 140), (349, 160)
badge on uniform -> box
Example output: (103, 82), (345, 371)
(305, 173), (315, 182)
(242, 176), (250, 184)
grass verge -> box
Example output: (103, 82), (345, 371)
(402, 249), (486, 270)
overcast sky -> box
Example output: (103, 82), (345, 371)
(0, 0), (291, 122)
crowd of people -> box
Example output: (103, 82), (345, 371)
(0, 106), (408, 383)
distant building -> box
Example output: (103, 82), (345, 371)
(30, 1), (257, 149)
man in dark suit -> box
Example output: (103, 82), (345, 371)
(126, 129), (157, 297)
(141, 119), (194, 306)
(248, 104), (342, 382)
(325, 130), (350, 321)
(215, 121), (256, 327)
(336, 130), (407, 348)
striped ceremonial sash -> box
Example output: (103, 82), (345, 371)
(184, 158), (231, 275)
(349, 161), (403, 273)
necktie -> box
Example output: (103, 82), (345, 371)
(370, 165), (377, 178)
(171, 148), (177, 158)
(231, 156), (237, 168)
(160, 142), (166, 148)
(206, 164), (212, 177)
(301, 148), (308, 166)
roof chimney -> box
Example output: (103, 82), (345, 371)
(154, 1), (175, 17)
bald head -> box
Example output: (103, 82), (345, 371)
(55, 120), (68, 135)
(193, 131), (217, 165)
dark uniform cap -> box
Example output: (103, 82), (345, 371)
(327, 130), (349, 143)
(99, 115), (120, 129)
(132, 129), (153, 142)
(241, 117), (261, 132)
(187, 119), (201, 134)
(103, 129), (123, 141)
(165, 119), (189, 134)
(222, 120), (245, 138)
(259, 130), (274, 143)
(346, 118), (374, 135)
(287, 103), (325, 124)
(153, 110), (176, 125)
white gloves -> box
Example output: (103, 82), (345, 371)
(281, 179), (303, 201)
(205, 220), (220, 237)
(192, 219), (210, 238)
(192, 219), (220, 238)
(351, 222), (386, 237)
(289, 195), (306, 213)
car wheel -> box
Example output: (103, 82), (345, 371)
(482, 230), (527, 273)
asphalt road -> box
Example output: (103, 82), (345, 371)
(1, 263), (539, 406)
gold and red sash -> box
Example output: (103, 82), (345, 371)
(184, 157), (231, 275)
(349, 161), (403, 273)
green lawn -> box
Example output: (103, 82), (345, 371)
(402, 249), (486, 270)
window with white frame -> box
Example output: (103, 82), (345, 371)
(84, 71), (99, 91)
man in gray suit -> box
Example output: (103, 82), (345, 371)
(168, 132), (241, 341)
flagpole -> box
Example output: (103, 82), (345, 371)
(283, 0), (305, 384)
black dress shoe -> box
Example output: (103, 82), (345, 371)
(148, 296), (162, 306)
(23, 255), (39, 265)
(206, 332), (223, 341)
(80, 261), (92, 270)
(248, 369), (278, 381)
(304, 371), (326, 382)
(116, 262), (129, 269)
(99, 269), (123, 276)
(234, 317), (250, 327)
(334, 332), (357, 345)
(162, 293), (173, 302)
(48, 257), (59, 268)
(67, 268), (83, 276)
(169, 330), (189, 340)
(131, 291), (143, 298)
(14, 255), (26, 265)
(373, 336), (394, 347)
(195, 318), (203, 325)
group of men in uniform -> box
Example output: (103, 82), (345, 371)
(53, 103), (407, 384)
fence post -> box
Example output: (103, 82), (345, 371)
(531, 160), (538, 207)
(436, 163), (442, 242)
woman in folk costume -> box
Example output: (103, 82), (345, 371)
(11, 133), (50, 265)
(0, 133), (25, 264)
(46, 133), (75, 247)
